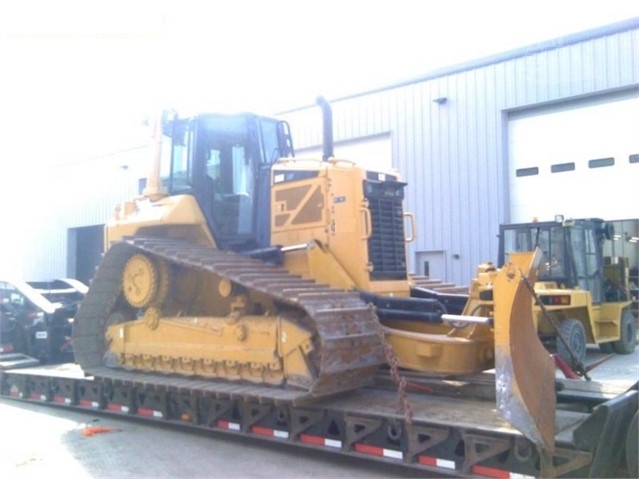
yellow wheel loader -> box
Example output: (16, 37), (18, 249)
(72, 98), (555, 449)
(499, 217), (636, 366)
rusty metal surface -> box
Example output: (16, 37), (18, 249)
(73, 237), (385, 402)
(493, 250), (557, 451)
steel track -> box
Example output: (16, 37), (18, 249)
(72, 237), (386, 402)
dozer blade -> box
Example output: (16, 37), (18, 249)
(493, 249), (556, 452)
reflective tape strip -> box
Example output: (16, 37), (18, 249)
(471, 464), (535, 479)
(354, 443), (403, 460)
(300, 434), (342, 449)
(218, 420), (241, 431)
(53, 396), (72, 405)
(79, 399), (100, 408)
(107, 403), (130, 413)
(251, 426), (289, 439)
(137, 408), (163, 418)
(418, 455), (456, 470)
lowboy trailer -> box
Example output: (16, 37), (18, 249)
(1, 362), (636, 478)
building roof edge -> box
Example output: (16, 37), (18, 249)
(278, 17), (639, 114)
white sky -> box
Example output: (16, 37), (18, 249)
(0, 0), (638, 166)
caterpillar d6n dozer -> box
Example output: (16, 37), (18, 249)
(72, 98), (555, 449)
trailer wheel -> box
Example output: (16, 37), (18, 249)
(557, 319), (586, 365)
(626, 411), (638, 478)
(612, 309), (636, 355)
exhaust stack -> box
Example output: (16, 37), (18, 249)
(316, 96), (334, 161)
(142, 112), (169, 202)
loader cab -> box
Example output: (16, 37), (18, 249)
(499, 218), (611, 304)
(162, 113), (294, 251)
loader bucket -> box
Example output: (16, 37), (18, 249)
(493, 249), (556, 452)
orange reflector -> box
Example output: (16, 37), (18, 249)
(471, 464), (535, 478)
(251, 426), (289, 439)
(418, 455), (456, 470)
(217, 420), (240, 431)
(300, 434), (342, 449)
(137, 407), (163, 418)
(472, 464), (510, 478)
(354, 443), (403, 460)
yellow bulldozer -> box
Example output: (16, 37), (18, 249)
(72, 97), (556, 450)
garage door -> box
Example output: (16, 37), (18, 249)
(508, 91), (639, 223)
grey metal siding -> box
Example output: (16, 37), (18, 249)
(22, 149), (148, 279)
(279, 23), (639, 285)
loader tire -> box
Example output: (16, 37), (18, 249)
(612, 309), (636, 355)
(557, 318), (586, 365)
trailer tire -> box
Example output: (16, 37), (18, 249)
(557, 319), (586, 365)
(626, 411), (638, 478)
(612, 310), (636, 355)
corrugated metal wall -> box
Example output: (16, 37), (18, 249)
(279, 22), (639, 285)
(21, 147), (148, 279)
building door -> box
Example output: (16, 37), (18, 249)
(68, 225), (104, 284)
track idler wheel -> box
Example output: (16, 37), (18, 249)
(122, 254), (169, 308)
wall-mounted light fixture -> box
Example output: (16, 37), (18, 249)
(433, 97), (448, 104)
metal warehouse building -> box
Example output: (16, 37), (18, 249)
(15, 18), (639, 299)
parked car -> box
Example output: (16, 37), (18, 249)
(0, 278), (87, 364)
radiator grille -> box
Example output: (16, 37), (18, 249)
(364, 180), (407, 280)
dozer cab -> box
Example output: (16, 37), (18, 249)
(72, 98), (557, 450)
(499, 217), (636, 365)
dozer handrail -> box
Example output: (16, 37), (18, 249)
(360, 207), (372, 240)
(403, 212), (416, 243)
